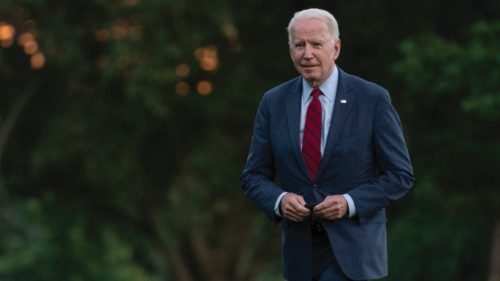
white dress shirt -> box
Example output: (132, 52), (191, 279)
(274, 66), (356, 218)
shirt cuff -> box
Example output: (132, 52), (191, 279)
(342, 194), (356, 218)
(274, 192), (288, 216)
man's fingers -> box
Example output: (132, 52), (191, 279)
(285, 204), (305, 216)
(313, 195), (347, 220)
(285, 209), (307, 221)
(292, 200), (309, 214)
(316, 207), (342, 220)
(296, 196), (307, 207)
(314, 207), (334, 218)
(280, 193), (310, 221)
(315, 196), (339, 210)
(288, 194), (309, 213)
(289, 205), (309, 218)
(287, 213), (303, 222)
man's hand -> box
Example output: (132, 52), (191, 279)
(313, 195), (347, 220)
(280, 193), (310, 222)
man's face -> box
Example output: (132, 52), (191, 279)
(289, 18), (341, 87)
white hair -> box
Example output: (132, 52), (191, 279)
(287, 8), (339, 45)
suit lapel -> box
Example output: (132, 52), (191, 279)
(318, 69), (355, 178)
(285, 78), (309, 179)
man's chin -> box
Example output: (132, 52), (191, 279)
(303, 77), (321, 87)
(301, 73), (315, 79)
(301, 71), (319, 79)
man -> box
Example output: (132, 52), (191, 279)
(240, 8), (415, 281)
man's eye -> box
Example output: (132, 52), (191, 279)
(313, 43), (322, 48)
(295, 43), (304, 48)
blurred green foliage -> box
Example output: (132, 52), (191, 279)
(0, 0), (499, 280)
(387, 21), (500, 280)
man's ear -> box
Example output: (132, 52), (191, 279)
(333, 39), (341, 60)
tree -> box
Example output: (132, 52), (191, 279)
(1, 0), (498, 280)
(1, 0), (282, 279)
(388, 21), (500, 281)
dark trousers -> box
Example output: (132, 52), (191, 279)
(311, 222), (365, 281)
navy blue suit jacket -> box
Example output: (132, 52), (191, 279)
(240, 68), (414, 280)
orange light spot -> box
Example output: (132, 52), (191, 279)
(0, 22), (15, 47)
(0, 22), (15, 41)
(196, 80), (213, 96)
(23, 40), (38, 55)
(200, 56), (218, 71)
(30, 52), (45, 69)
(194, 45), (219, 71)
(18, 32), (35, 46)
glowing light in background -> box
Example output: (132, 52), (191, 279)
(0, 22), (15, 47)
(0, 20), (45, 70)
(176, 63), (190, 78)
(16, 30), (45, 70)
(194, 45), (219, 71)
(175, 81), (190, 96)
(196, 80), (213, 96)
(23, 40), (38, 55)
(18, 32), (34, 46)
(30, 52), (45, 69)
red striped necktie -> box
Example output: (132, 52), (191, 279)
(302, 88), (322, 183)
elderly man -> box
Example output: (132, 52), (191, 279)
(240, 8), (414, 281)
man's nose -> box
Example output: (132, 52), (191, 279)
(303, 45), (314, 59)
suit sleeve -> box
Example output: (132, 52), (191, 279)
(240, 94), (285, 222)
(348, 90), (415, 219)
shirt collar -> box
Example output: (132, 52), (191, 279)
(302, 65), (339, 104)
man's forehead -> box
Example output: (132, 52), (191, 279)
(291, 27), (330, 41)
(292, 19), (329, 34)
(293, 17), (328, 29)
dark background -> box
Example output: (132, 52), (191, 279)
(1, 0), (499, 280)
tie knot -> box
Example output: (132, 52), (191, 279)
(311, 88), (321, 98)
